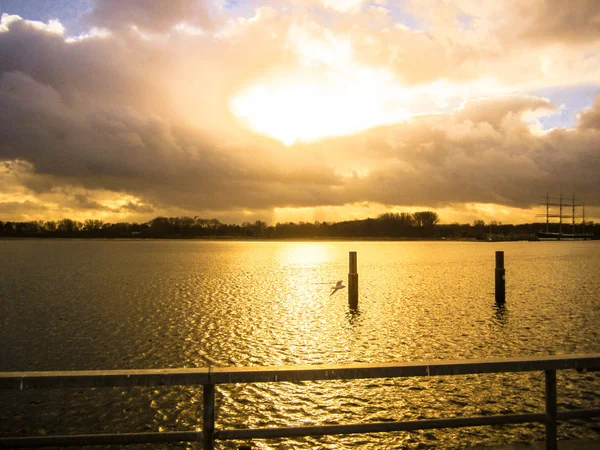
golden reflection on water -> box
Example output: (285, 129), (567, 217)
(2, 240), (600, 448)
(492, 303), (509, 327)
(261, 242), (351, 366)
(278, 242), (334, 267)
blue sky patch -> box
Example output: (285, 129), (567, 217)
(531, 84), (600, 129)
(0, 0), (92, 36)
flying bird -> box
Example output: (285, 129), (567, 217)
(330, 280), (346, 296)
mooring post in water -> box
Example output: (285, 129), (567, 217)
(348, 251), (358, 310)
(495, 251), (505, 304)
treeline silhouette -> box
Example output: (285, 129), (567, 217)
(0, 212), (598, 239)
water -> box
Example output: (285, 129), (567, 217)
(1, 240), (599, 448)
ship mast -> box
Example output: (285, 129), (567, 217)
(559, 193), (562, 236)
(545, 192), (549, 232)
(572, 194), (576, 235)
(537, 193), (584, 238)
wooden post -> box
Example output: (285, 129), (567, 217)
(545, 370), (557, 450)
(203, 384), (215, 450)
(348, 251), (358, 310)
(495, 251), (505, 304)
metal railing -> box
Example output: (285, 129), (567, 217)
(1, 354), (599, 449)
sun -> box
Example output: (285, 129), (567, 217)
(230, 75), (413, 145)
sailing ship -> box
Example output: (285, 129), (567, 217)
(536, 194), (593, 240)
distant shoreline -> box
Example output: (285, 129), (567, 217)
(0, 236), (443, 241)
(2, 214), (597, 240)
(0, 236), (575, 242)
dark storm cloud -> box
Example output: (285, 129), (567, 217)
(120, 201), (154, 214)
(0, 16), (340, 213)
(0, 69), (339, 210)
(332, 95), (600, 209)
(0, 15), (167, 113)
(71, 193), (112, 211)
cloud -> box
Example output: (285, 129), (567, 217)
(578, 95), (600, 130)
(454, 96), (556, 126)
(70, 193), (112, 211)
(0, 15), (166, 116)
(120, 201), (154, 214)
(320, 0), (368, 14)
(85, 0), (212, 33)
(309, 94), (600, 209)
(0, 13), (65, 35)
(347, 0), (600, 88)
(0, 69), (336, 209)
(518, 0), (600, 44)
(0, 5), (599, 224)
(0, 15), (342, 216)
(0, 200), (49, 216)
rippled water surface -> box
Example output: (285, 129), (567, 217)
(1, 240), (599, 448)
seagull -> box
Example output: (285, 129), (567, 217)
(330, 280), (346, 296)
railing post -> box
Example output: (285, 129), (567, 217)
(545, 370), (557, 450)
(203, 384), (215, 450)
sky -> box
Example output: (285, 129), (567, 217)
(0, 0), (599, 225)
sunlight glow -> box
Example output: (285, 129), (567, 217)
(322, 0), (367, 14)
(231, 77), (412, 145)
(229, 24), (508, 145)
(229, 74), (508, 145)
(229, 24), (413, 144)
(281, 243), (332, 267)
(102, 194), (148, 210)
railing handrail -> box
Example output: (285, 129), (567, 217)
(1, 354), (600, 450)
(2, 353), (600, 389)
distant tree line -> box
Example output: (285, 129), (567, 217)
(0, 212), (598, 239)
